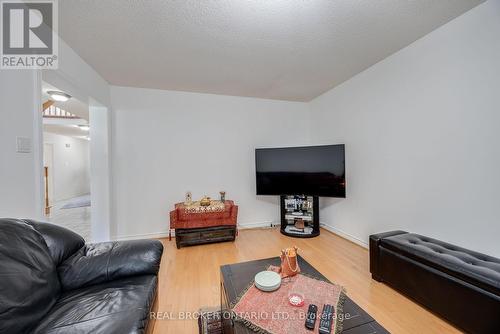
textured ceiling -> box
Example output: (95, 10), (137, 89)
(59, 0), (483, 101)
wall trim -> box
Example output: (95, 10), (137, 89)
(238, 221), (277, 229)
(112, 231), (171, 241)
(112, 221), (280, 241)
(111, 223), (368, 247)
(320, 223), (368, 249)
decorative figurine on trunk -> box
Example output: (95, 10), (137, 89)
(185, 191), (192, 205)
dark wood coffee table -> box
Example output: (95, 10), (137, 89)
(220, 256), (389, 334)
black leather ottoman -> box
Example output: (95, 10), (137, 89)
(370, 231), (500, 334)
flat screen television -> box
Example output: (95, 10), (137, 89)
(255, 144), (345, 197)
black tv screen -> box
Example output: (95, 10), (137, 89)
(255, 144), (345, 197)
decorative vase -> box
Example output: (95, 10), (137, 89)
(280, 246), (300, 278)
(185, 191), (192, 205)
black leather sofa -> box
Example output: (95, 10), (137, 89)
(0, 218), (163, 334)
(370, 231), (500, 334)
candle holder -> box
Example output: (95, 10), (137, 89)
(288, 290), (305, 307)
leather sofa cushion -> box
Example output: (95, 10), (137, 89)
(58, 239), (163, 291)
(23, 220), (85, 266)
(33, 275), (157, 334)
(0, 219), (61, 333)
(381, 233), (500, 295)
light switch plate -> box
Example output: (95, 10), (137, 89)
(16, 137), (32, 153)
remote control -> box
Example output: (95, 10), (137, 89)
(318, 304), (335, 334)
(304, 304), (317, 330)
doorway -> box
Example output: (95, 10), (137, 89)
(42, 82), (92, 240)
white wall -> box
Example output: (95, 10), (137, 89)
(111, 86), (309, 239)
(309, 0), (500, 256)
(43, 132), (90, 201)
(0, 70), (43, 219)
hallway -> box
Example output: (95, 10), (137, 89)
(47, 194), (91, 241)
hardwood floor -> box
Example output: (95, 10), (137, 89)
(153, 227), (461, 334)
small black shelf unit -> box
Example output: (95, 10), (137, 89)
(280, 195), (320, 238)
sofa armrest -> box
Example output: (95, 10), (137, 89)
(58, 239), (163, 291)
(369, 230), (407, 281)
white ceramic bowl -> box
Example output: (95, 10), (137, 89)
(254, 271), (281, 292)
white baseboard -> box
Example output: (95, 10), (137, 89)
(111, 222), (365, 247)
(238, 221), (277, 229)
(111, 222), (278, 241)
(320, 223), (368, 249)
(112, 231), (171, 241)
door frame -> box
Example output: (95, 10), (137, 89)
(38, 71), (112, 242)
(43, 143), (55, 209)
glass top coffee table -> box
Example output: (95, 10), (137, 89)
(220, 256), (389, 334)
